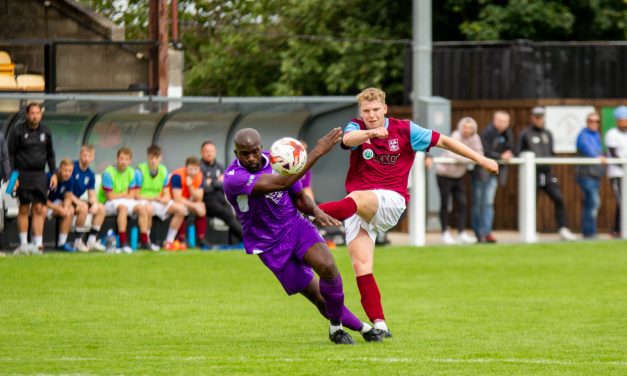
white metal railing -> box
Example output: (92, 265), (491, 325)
(408, 151), (627, 245)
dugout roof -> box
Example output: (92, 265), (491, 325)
(0, 94), (358, 202)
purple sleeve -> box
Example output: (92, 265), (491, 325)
(223, 170), (259, 197)
(288, 178), (303, 196)
(300, 170), (312, 188)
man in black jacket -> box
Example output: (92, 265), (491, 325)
(0, 131), (10, 183)
(517, 106), (576, 241)
(9, 103), (56, 254)
(200, 140), (242, 245)
(472, 110), (513, 243)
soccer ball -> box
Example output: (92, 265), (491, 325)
(269, 137), (307, 176)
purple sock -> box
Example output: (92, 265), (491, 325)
(341, 306), (363, 331)
(319, 275), (345, 324)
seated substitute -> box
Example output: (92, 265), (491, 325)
(200, 140), (243, 241)
(170, 157), (209, 249)
(46, 158), (76, 252)
(98, 147), (155, 253)
(70, 144), (106, 252)
(135, 145), (187, 251)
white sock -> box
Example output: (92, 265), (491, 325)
(360, 322), (373, 333)
(329, 324), (343, 334)
(374, 320), (388, 331)
(33, 236), (43, 247)
(166, 228), (178, 243)
(58, 233), (68, 245)
(87, 234), (97, 244)
(92, 225), (101, 232)
(19, 232), (28, 246)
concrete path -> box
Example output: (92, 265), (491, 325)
(386, 230), (619, 246)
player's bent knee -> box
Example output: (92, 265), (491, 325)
(316, 257), (339, 279)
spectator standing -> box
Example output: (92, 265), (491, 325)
(472, 110), (514, 243)
(518, 107), (577, 240)
(575, 112), (606, 238)
(9, 103), (56, 254)
(200, 140), (243, 241)
(605, 105), (627, 237)
(435, 117), (484, 245)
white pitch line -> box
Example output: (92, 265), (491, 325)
(431, 358), (627, 367)
(1, 356), (625, 367)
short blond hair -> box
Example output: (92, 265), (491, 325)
(80, 144), (95, 153)
(356, 88), (386, 106)
(59, 158), (73, 167)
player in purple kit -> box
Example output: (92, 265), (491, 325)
(319, 88), (499, 337)
(223, 127), (381, 344)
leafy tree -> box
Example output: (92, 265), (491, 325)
(79, 0), (627, 99)
(272, 0), (411, 102)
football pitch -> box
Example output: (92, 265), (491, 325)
(1, 241), (626, 375)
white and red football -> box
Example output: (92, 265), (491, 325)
(269, 137), (307, 176)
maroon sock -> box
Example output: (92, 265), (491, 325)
(356, 273), (385, 322)
(178, 222), (186, 240)
(119, 231), (128, 246)
(318, 197), (357, 221)
(195, 216), (207, 240)
(140, 232), (149, 245)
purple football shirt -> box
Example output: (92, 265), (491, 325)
(223, 152), (304, 254)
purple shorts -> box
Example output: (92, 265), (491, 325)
(258, 217), (325, 295)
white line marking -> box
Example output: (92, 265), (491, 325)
(1, 356), (625, 367)
(432, 358), (627, 366)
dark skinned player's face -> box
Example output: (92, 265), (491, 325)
(234, 143), (264, 173)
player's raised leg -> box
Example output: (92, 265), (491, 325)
(321, 190), (392, 337)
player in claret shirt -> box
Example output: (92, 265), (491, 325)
(319, 88), (499, 337)
(223, 127), (382, 345)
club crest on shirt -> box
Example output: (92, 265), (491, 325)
(265, 191), (284, 204)
(388, 139), (399, 152)
(40, 133), (46, 142)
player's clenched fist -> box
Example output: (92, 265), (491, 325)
(369, 126), (388, 139)
(482, 158), (499, 175)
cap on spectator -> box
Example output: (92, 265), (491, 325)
(614, 105), (627, 120)
(531, 106), (546, 116)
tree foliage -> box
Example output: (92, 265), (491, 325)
(80, 0), (627, 100)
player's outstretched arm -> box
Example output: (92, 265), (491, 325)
(436, 134), (499, 175)
(342, 127), (388, 147)
(251, 128), (343, 195)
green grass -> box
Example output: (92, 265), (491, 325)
(1, 241), (626, 375)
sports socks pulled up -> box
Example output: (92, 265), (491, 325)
(319, 197), (357, 221)
(356, 273), (385, 323)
